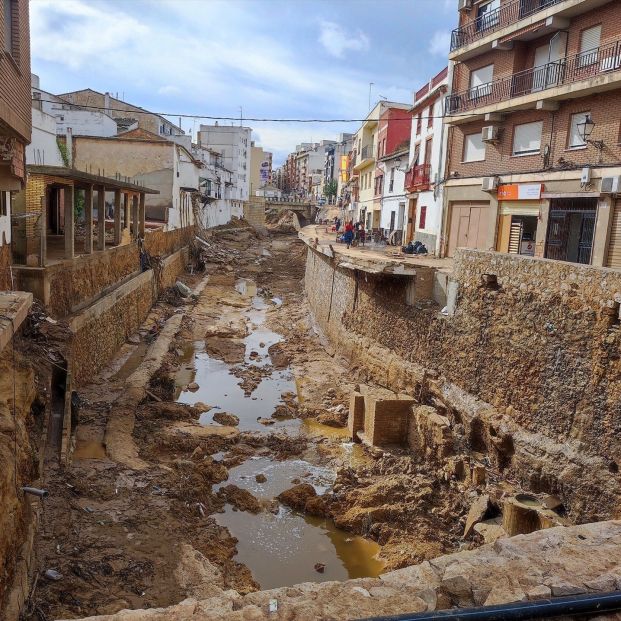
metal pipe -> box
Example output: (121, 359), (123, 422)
(356, 591), (621, 621)
(21, 487), (49, 498)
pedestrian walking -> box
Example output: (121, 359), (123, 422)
(343, 220), (354, 249)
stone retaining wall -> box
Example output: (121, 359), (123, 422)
(0, 243), (11, 290)
(69, 247), (188, 384)
(305, 246), (621, 522)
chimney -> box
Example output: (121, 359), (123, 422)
(66, 128), (73, 167)
(104, 92), (110, 112)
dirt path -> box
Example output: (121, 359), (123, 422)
(25, 230), (471, 620)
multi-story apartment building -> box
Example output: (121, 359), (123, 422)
(1, 0), (31, 287)
(352, 101), (411, 229)
(403, 66), (449, 252)
(376, 109), (412, 241)
(197, 123), (252, 215)
(249, 143), (272, 195)
(443, 0), (621, 267)
(324, 133), (353, 204)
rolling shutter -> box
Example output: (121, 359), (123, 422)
(606, 201), (621, 269)
(513, 122), (543, 155)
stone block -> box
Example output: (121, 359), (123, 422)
(348, 392), (365, 442)
(365, 397), (415, 447)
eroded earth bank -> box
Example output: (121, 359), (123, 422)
(14, 225), (621, 621)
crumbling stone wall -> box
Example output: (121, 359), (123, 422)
(305, 247), (621, 521)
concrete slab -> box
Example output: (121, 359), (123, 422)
(0, 291), (33, 354)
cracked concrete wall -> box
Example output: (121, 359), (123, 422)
(305, 246), (621, 522)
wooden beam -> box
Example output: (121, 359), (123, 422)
(97, 185), (106, 251)
(84, 185), (93, 254)
(64, 185), (75, 259)
(114, 189), (122, 245)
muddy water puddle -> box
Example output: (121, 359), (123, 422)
(215, 458), (385, 589)
(177, 281), (384, 588)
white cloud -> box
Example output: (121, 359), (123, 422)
(158, 85), (181, 96)
(318, 21), (369, 58)
(429, 30), (451, 56)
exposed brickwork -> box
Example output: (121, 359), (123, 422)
(364, 398), (415, 446)
(347, 392), (365, 441)
(448, 90), (621, 178)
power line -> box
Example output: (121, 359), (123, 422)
(33, 98), (470, 123)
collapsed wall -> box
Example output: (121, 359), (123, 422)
(304, 244), (621, 523)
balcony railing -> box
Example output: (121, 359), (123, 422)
(359, 145), (372, 161)
(446, 39), (621, 115)
(405, 164), (432, 192)
(450, 0), (564, 52)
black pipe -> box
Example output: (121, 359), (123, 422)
(356, 591), (621, 621)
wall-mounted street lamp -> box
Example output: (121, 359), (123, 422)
(577, 114), (605, 162)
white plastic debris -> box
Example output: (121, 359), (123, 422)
(268, 598), (278, 613)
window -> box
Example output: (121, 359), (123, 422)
(427, 104), (434, 129)
(3, 0), (15, 56)
(0, 191), (8, 217)
(476, 0), (500, 32)
(568, 112), (589, 148)
(389, 167), (395, 192)
(419, 206), (427, 230)
(424, 137), (433, 165)
(578, 25), (601, 68)
(416, 113), (422, 135)
(469, 64), (494, 99)
(512, 121), (543, 156)
(463, 132), (486, 162)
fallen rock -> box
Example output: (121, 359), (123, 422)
(255, 473), (267, 483)
(213, 412), (240, 426)
(473, 520), (506, 544)
(278, 483), (317, 511)
(316, 410), (348, 428)
(258, 417), (276, 426)
(464, 494), (490, 538)
(187, 382), (200, 392)
(219, 484), (262, 513)
(305, 495), (329, 517)
(314, 563), (326, 573)
(193, 402), (213, 413)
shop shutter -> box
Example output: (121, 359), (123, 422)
(512, 122), (543, 155)
(606, 202), (621, 269)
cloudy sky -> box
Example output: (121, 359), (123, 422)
(30, 0), (457, 165)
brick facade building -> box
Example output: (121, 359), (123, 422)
(0, 0), (31, 288)
(443, 0), (621, 267)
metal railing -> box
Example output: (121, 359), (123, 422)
(451, 0), (565, 52)
(359, 144), (372, 161)
(405, 164), (432, 192)
(446, 38), (621, 115)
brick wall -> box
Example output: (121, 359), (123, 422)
(304, 244), (621, 521)
(243, 201), (266, 229)
(0, 0), (31, 143)
(448, 89), (621, 177)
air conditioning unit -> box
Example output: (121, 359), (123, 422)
(481, 125), (499, 143)
(482, 177), (498, 192)
(601, 175), (621, 194)
(458, 0), (472, 10)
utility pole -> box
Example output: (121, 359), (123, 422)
(368, 82), (374, 111)
(239, 106), (243, 127)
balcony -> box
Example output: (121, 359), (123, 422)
(449, 0), (608, 61)
(405, 164), (432, 192)
(353, 144), (374, 171)
(446, 38), (621, 119)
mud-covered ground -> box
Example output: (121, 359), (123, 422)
(24, 227), (470, 621)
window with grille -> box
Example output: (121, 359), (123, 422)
(0, 192), (8, 217)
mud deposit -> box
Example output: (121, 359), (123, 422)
(25, 230), (468, 620)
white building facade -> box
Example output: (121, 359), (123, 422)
(197, 124), (252, 217)
(378, 147), (409, 244)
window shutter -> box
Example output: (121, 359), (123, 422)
(513, 122), (543, 155)
(580, 25), (601, 54)
(464, 133), (485, 162)
(470, 65), (494, 88)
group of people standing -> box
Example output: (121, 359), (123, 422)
(334, 217), (366, 249)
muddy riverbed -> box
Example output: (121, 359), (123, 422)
(25, 229), (468, 620)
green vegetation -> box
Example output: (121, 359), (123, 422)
(57, 138), (69, 167)
(323, 179), (338, 198)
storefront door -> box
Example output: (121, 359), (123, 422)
(447, 201), (490, 257)
(544, 198), (597, 264)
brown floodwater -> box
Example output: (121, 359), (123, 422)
(177, 283), (386, 588)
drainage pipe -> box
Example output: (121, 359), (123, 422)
(21, 487), (49, 498)
(357, 591), (621, 621)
